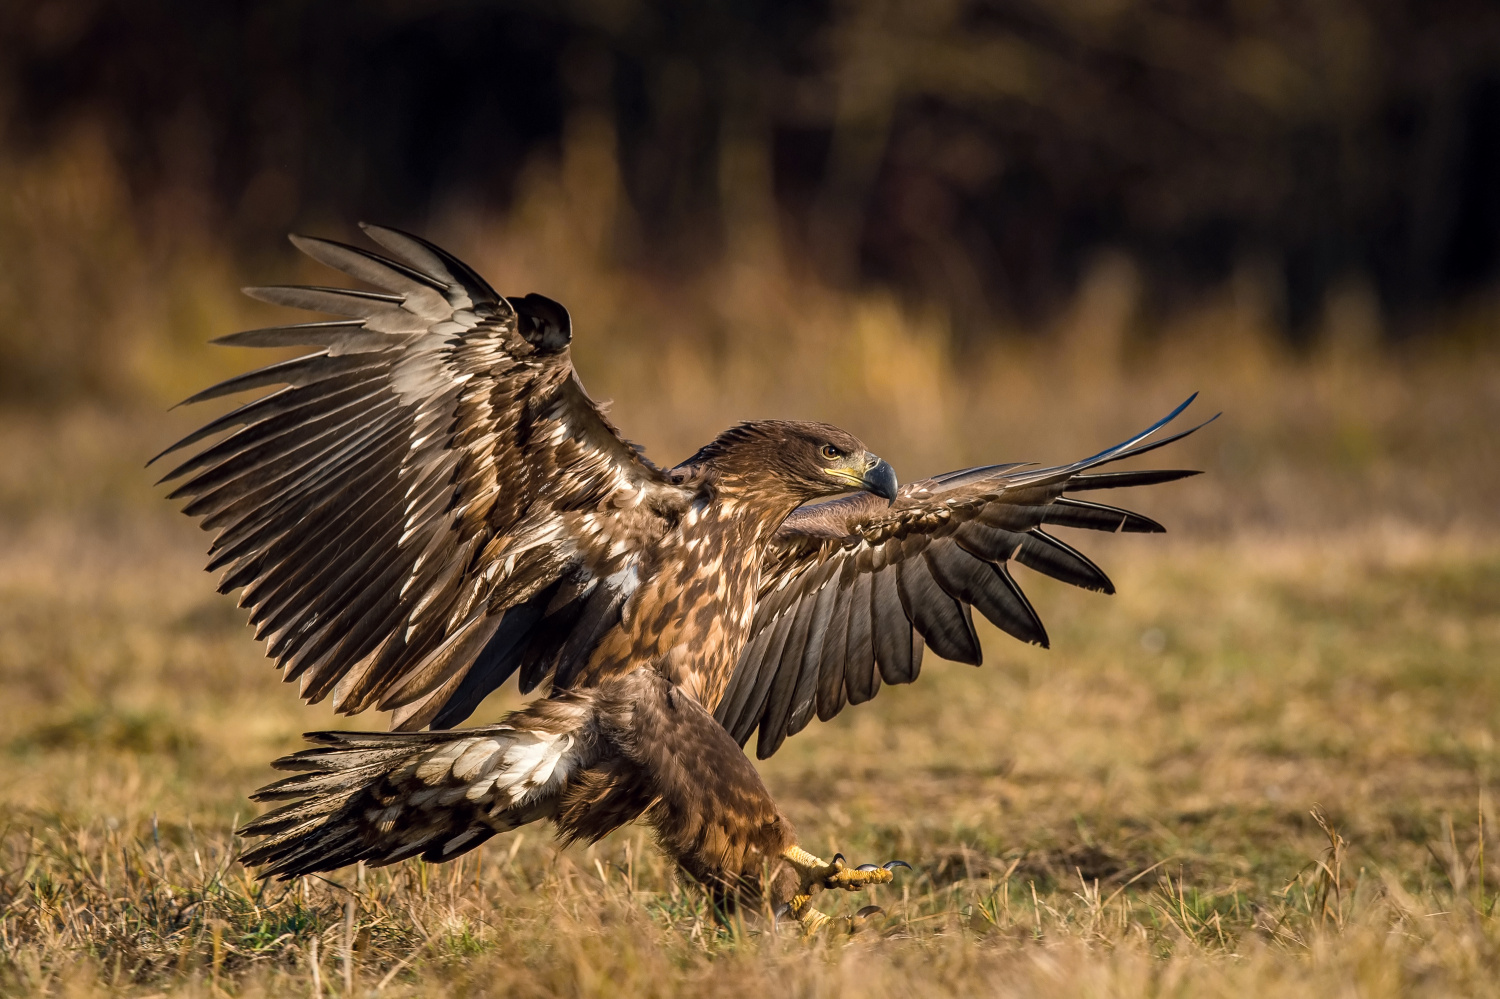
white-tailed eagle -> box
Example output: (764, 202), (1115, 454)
(153, 225), (1210, 930)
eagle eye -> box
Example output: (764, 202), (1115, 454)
(820, 444), (842, 461)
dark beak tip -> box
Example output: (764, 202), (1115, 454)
(864, 459), (898, 503)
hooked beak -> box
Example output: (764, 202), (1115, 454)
(862, 456), (898, 503)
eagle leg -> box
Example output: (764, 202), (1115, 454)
(604, 672), (911, 931)
(775, 845), (910, 935)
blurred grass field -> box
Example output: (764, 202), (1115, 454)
(2, 124), (1500, 996)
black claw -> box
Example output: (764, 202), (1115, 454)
(882, 860), (912, 871)
(831, 853), (846, 868)
(855, 863), (880, 871)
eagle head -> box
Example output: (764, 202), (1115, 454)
(680, 420), (898, 506)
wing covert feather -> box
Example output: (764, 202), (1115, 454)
(720, 398), (1213, 756)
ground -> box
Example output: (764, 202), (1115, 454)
(1, 342), (1498, 996)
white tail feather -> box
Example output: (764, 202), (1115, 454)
(238, 695), (604, 878)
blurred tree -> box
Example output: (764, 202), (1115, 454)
(2, 0), (1498, 342)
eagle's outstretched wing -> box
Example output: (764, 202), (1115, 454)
(716, 396), (1213, 758)
(153, 225), (692, 730)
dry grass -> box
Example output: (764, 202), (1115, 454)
(2, 381), (1499, 995)
(2, 116), (1500, 996)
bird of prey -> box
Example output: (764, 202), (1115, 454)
(154, 224), (1209, 932)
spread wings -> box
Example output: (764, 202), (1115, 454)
(153, 225), (691, 730)
(716, 397), (1213, 759)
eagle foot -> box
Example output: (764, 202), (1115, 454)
(792, 904), (886, 937)
(778, 846), (910, 936)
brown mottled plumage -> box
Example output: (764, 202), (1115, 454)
(155, 225), (1210, 927)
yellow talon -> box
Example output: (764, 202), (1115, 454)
(798, 907), (831, 937)
(778, 845), (907, 935)
(820, 856), (895, 891)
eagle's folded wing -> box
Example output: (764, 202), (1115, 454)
(153, 225), (690, 730)
(718, 395), (1215, 759)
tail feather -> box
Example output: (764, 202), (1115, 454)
(238, 697), (603, 879)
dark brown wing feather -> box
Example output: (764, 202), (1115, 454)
(154, 225), (691, 730)
(718, 396), (1214, 758)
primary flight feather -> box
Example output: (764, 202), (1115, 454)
(155, 224), (1210, 929)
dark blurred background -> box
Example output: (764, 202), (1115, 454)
(6, 1), (1500, 357)
(0, 1), (1498, 530)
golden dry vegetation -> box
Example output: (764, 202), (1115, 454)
(2, 123), (1500, 997)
